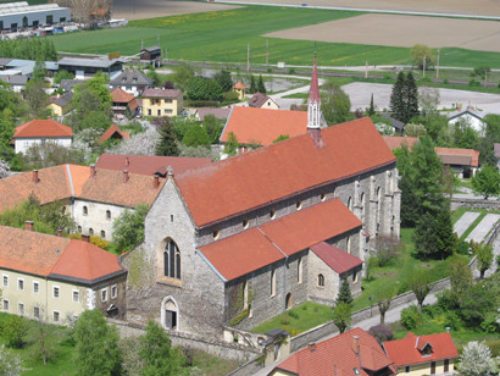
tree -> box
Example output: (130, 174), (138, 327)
(414, 203), (455, 259)
(0, 345), (22, 376)
(146, 68), (162, 87)
(186, 76), (223, 102)
(410, 44), (435, 70)
(249, 75), (257, 94)
(112, 204), (149, 252)
(404, 123), (427, 137)
(3, 315), (27, 349)
(471, 165), (500, 199)
(203, 115), (224, 144)
(171, 64), (195, 91)
(404, 72), (419, 121)
(111, 128), (159, 156)
(332, 302), (351, 333)
(453, 119), (479, 150)
(32, 312), (56, 365)
(418, 88), (439, 117)
(368, 324), (393, 343)
(367, 93), (375, 115)
(321, 81), (352, 125)
(139, 321), (186, 376)
(24, 79), (49, 118)
(390, 72), (406, 123)
(376, 289), (394, 325)
(0, 160), (10, 179)
(74, 310), (122, 376)
(53, 70), (74, 84)
(22, 143), (85, 170)
(214, 70), (233, 92)
(471, 241), (494, 279)
(408, 270), (431, 311)
(336, 278), (353, 306)
(156, 119), (179, 156)
(224, 132), (239, 156)
(449, 256), (473, 297)
(459, 341), (498, 376)
(257, 75), (266, 94)
(182, 125), (210, 147)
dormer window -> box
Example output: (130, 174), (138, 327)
(296, 201), (302, 210)
(242, 220), (249, 229)
(213, 230), (219, 240)
(270, 210), (276, 220)
(320, 193), (326, 202)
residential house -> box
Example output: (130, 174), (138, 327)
(47, 91), (73, 117)
(233, 81), (246, 100)
(128, 62), (401, 338)
(141, 88), (183, 117)
(111, 87), (138, 119)
(109, 69), (152, 97)
(98, 124), (130, 144)
(220, 106), (307, 147)
(139, 46), (161, 66)
(58, 57), (123, 80)
(448, 107), (486, 135)
(383, 332), (458, 376)
(268, 327), (395, 376)
(13, 119), (73, 154)
(248, 92), (279, 109)
(0, 224), (127, 324)
(0, 74), (28, 93)
(193, 107), (231, 122)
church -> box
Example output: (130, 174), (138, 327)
(128, 62), (401, 338)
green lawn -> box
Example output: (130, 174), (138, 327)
(50, 5), (500, 68)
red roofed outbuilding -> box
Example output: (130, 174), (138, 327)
(383, 332), (458, 376)
(98, 124), (130, 144)
(13, 119), (73, 154)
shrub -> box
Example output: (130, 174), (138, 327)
(368, 324), (393, 343)
(443, 311), (461, 331)
(400, 305), (421, 330)
(288, 310), (299, 319)
(280, 318), (290, 326)
(3, 315), (28, 348)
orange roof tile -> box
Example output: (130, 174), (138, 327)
(14, 119), (73, 139)
(435, 147), (480, 167)
(198, 199), (361, 281)
(311, 242), (363, 274)
(233, 81), (246, 90)
(179, 117), (395, 228)
(220, 107), (307, 145)
(275, 328), (394, 376)
(0, 226), (125, 283)
(384, 332), (458, 367)
(383, 136), (418, 151)
(111, 87), (136, 103)
(98, 124), (130, 144)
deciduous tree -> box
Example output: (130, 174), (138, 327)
(471, 165), (500, 199)
(410, 44), (435, 70)
(332, 303), (351, 334)
(408, 270), (431, 311)
(0, 345), (22, 376)
(321, 81), (352, 125)
(459, 341), (498, 376)
(471, 241), (494, 279)
(112, 204), (149, 252)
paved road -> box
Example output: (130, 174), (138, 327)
(465, 214), (500, 243)
(454, 212), (480, 237)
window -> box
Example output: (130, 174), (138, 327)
(243, 281), (249, 310)
(33, 281), (39, 293)
(296, 201), (302, 210)
(163, 239), (181, 279)
(18, 279), (24, 290)
(18, 303), (24, 315)
(78, 226), (82, 233)
(347, 236), (352, 254)
(100, 230), (106, 239)
(3, 275), (8, 287)
(53, 286), (60, 298)
(101, 288), (108, 302)
(360, 192), (366, 222)
(213, 230), (219, 239)
(430, 361), (436, 375)
(297, 257), (303, 284)
(73, 290), (79, 303)
(34, 307), (40, 319)
(444, 359), (449, 372)
(89, 228), (94, 236)
(317, 274), (325, 287)
(157, 109), (161, 116)
(347, 196), (352, 210)
(2, 300), (8, 311)
(53, 311), (60, 322)
(170, 215), (174, 222)
(148, 109), (152, 116)
(46, 15), (53, 25)
(111, 285), (118, 299)
(320, 193), (326, 202)
(270, 269), (276, 297)
(242, 220), (249, 229)
(83, 206), (88, 216)
(60, 17), (66, 22)
(405, 366), (410, 373)
(353, 271), (358, 283)
(106, 210), (111, 220)
(270, 210), (276, 220)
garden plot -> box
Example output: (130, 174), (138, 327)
(454, 212), (481, 238)
(465, 214), (500, 243)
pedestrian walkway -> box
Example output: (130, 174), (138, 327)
(453, 211), (480, 237)
(465, 214), (500, 243)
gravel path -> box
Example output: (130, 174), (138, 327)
(453, 212), (480, 237)
(465, 214), (500, 243)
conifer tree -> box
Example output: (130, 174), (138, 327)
(156, 119), (179, 156)
(336, 278), (353, 306)
(390, 72), (406, 122)
(405, 72), (419, 122)
(257, 75), (266, 93)
(249, 75), (257, 94)
(367, 93), (375, 115)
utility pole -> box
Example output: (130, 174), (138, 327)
(265, 39), (269, 66)
(422, 56), (426, 78)
(365, 60), (368, 79)
(436, 49), (440, 80)
(246, 44), (250, 72)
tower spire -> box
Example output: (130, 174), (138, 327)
(307, 55), (325, 146)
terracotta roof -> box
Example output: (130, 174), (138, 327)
(435, 147), (480, 167)
(0, 164), (165, 212)
(220, 106), (308, 146)
(142, 88), (182, 99)
(384, 332), (458, 367)
(198, 199), (361, 281)
(14, 119), (73, 139)
(0, 226), (125, 284)
(111, 87), (135, 104)
(233, 81), (246, 90)
(248, 92), (271, 108)
(95, 154), (211, 177)
(195, 107), (231, 121)
(383, 136), (418, 151)
(98, 124), (130, 144)
(275, 328), (394, 376)
(311, 242), (363, 274)
(181, 117), (395, 227)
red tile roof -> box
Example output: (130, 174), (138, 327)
(233, 81), (246, 90)
(311, 242), (363, 274)
(180, 117), (395, 228)
(435, 147), (480, 168)
(383, 136), (418, 151)
(384, 332), (458, 367)
(275, 328), (394, 376)
(98, 124), (130, 144)
(248, 92), (271, 108)
(198, 199), (361, 281)
(111, 87), (135, 103)
(14, 119), (73, 139)
(0, 226), (125, 284)
(220, 106), (307, 146)
(95, 154), (211, 177)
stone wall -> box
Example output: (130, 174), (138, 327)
(451, 198), (500, 211)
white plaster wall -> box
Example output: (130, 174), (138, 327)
(73, 199), (128, 239)
(15, 137), (72, 154)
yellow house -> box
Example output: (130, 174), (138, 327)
(233, 81), (246, 100)
(47, 92), (73, 118)
(0, 224), (127, 324)
(142, 88), (183, 117)
(384, 332), (459, 376)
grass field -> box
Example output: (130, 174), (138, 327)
(50, 6), (500, 68)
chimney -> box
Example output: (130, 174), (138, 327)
(308, 342), (316, 352)
(123, 169), (129, 183)
(56, 227), (63, 237)
(32, 170), (40, 183)
(153, 174), (160, 188)
(166, 165), (174, 178)
(352, 335), (360, 356)
(81, 234), (90, 242)
(90, 164), (96, 177)
(24, 220), (34, 231)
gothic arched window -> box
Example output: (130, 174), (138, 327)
(163, 239), (181, 279)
